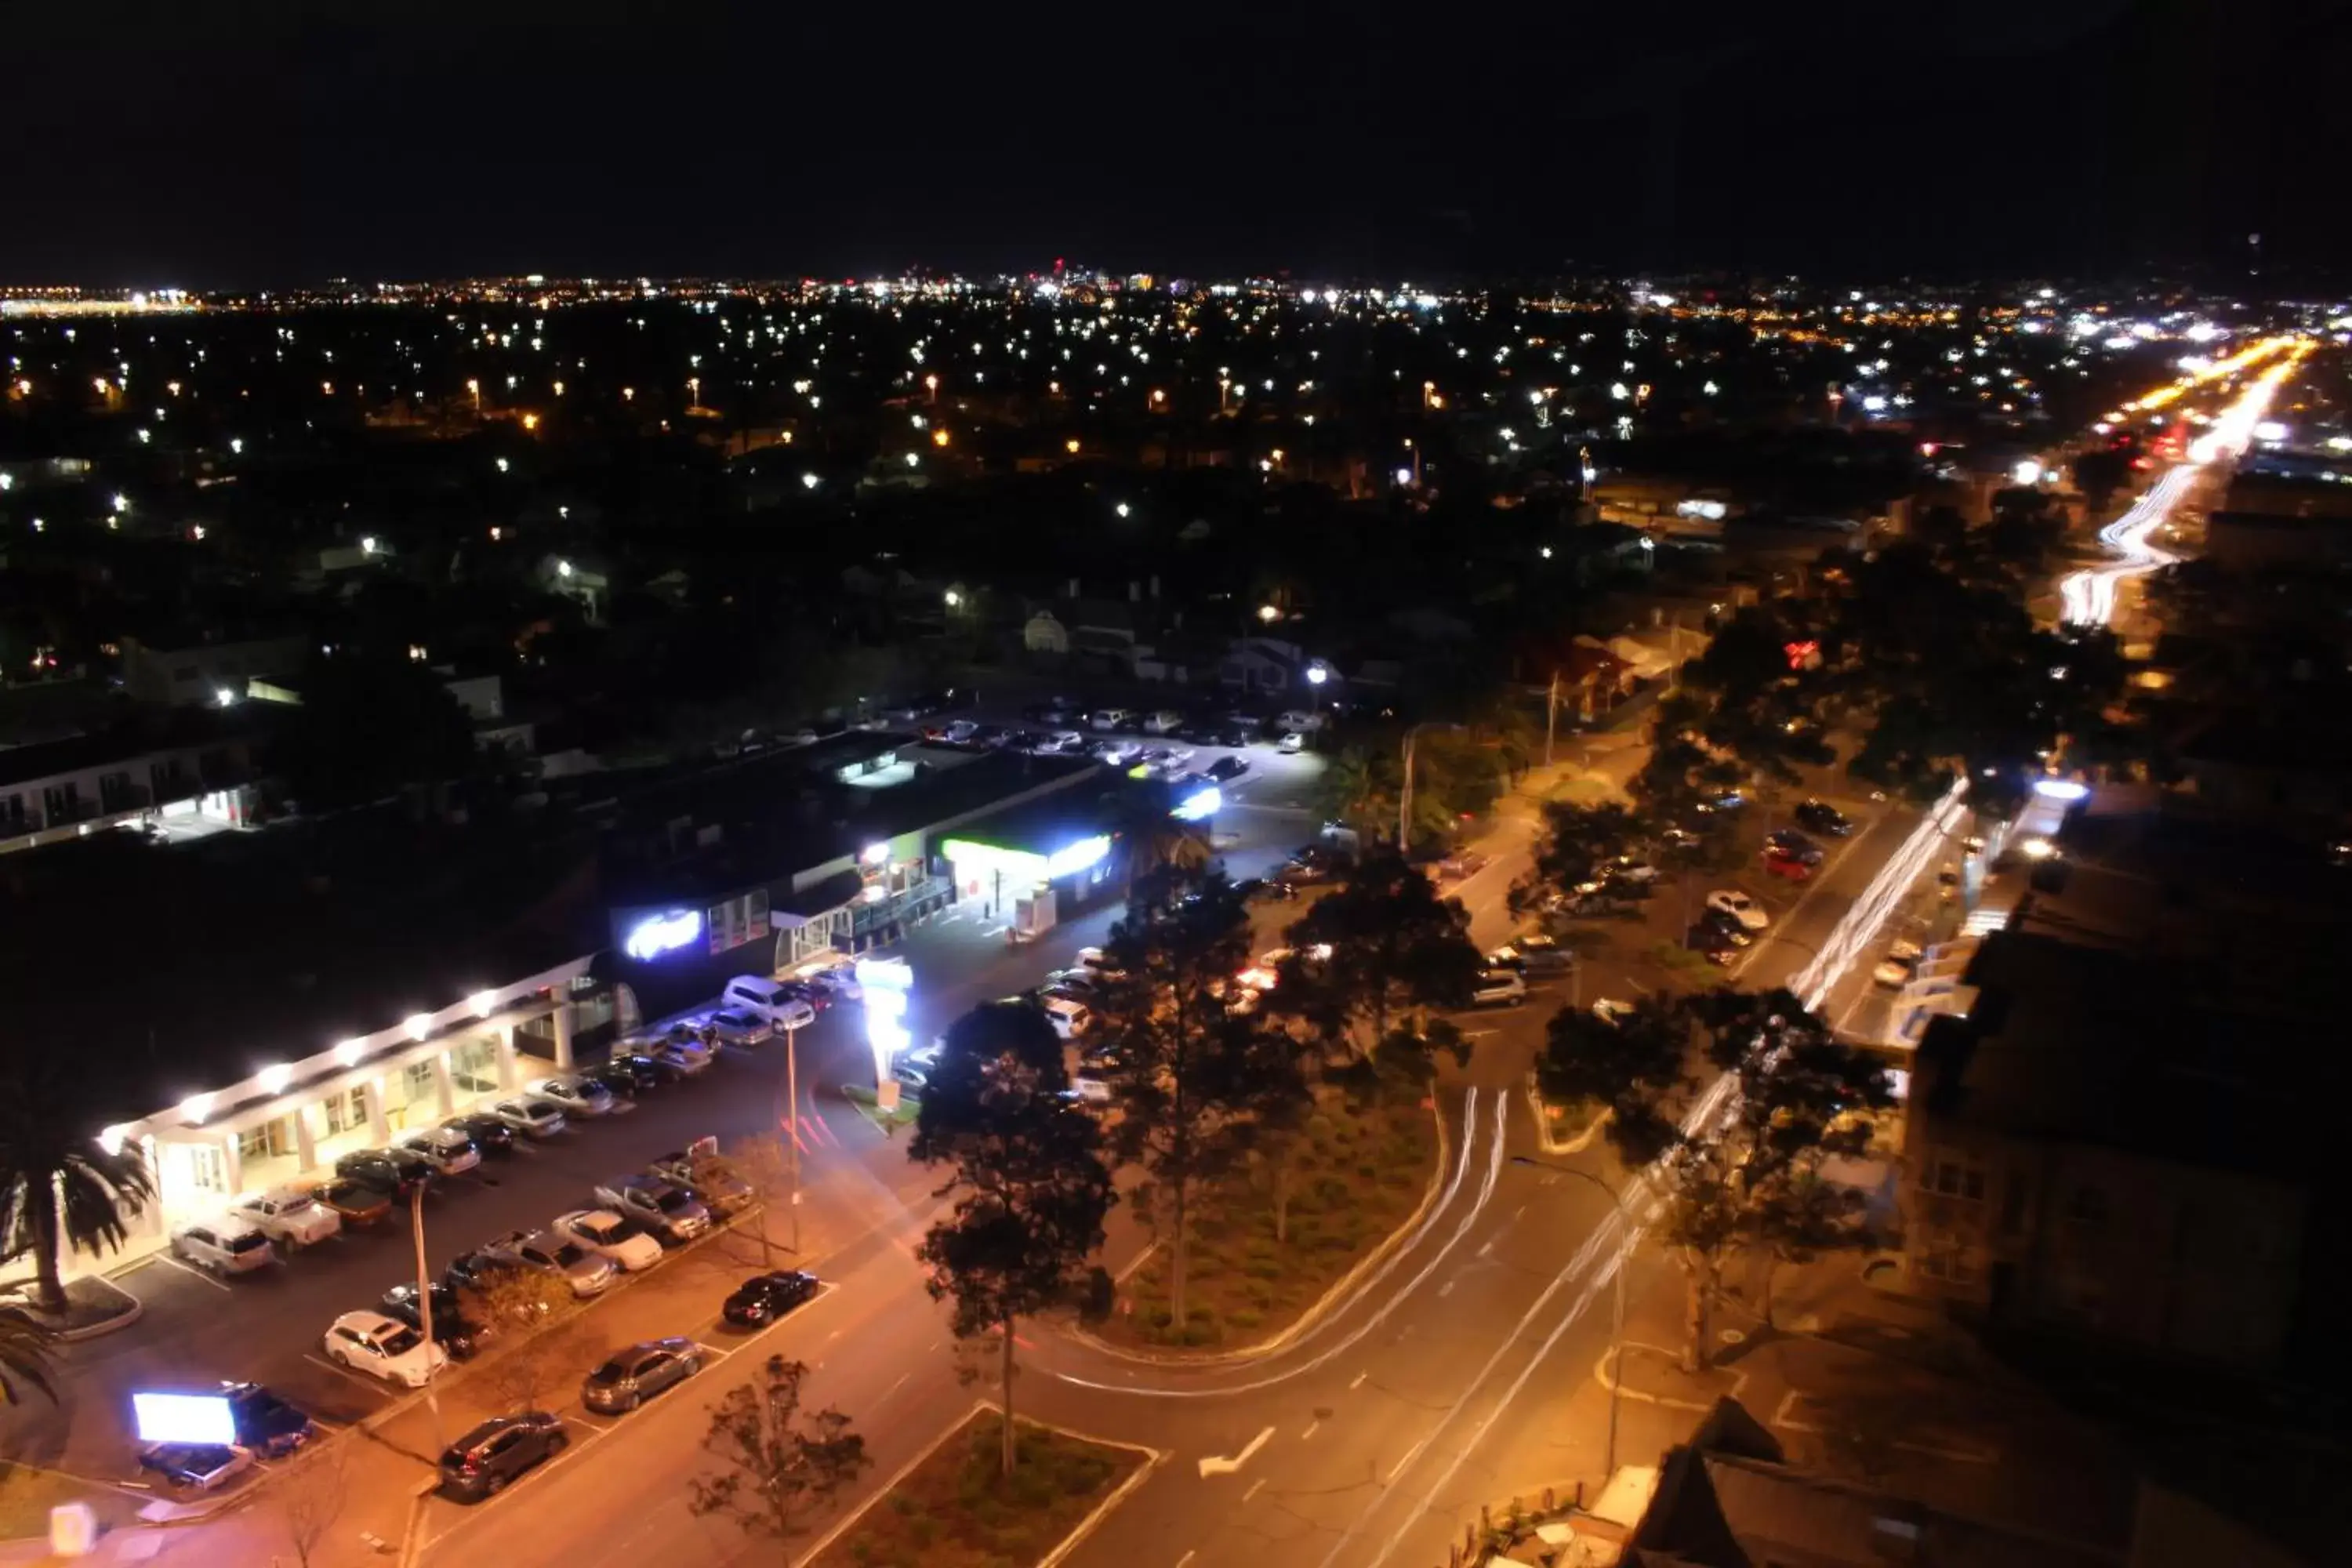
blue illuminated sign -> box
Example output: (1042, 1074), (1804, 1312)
(622, 909), (704, 960)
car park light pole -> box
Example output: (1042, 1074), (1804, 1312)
(785, 1018), (803, 1254)
(1510, 1155), (1628, 1482)
(410, 1186), (445, 1454)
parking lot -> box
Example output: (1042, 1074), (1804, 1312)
(10, 1011), (876, 1485)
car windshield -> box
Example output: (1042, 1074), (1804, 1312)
(378, 1325), (423, 1356)
(551, 1243), (587, 1268)
(655, 1189), (691, 1212)
(227, 1230), (270, 1252)
(588, 1359), (626, 1384)
(527, 1102), (561, 1116)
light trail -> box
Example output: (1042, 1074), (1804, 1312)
(2063, 346), (2310, 629)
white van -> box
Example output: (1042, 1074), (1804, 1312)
(1088, 708), (1131, 732)
(1039, 995), (1093, 1040)
(719, 975), (817, 1031)
(1141, 710), (1182, 735)
(1276, 709), (1327, 734)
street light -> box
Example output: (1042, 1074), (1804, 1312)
(1511, 1155), (1628, 1480)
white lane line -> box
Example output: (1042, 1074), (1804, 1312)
(881, 1371), (912, 1402)
(302, 1353), (395, 1396)
(1436, 1280), (1455, 1298)
(153, 1254), (234, 1292)
(1348, 1370), (1367, 1391)
(1384, 1432), (1432, 1484)
(1175, 1552), (1196, 1568)
(1243, 1478), (1266, 1502)
(1299, 1421), (1319, 1441)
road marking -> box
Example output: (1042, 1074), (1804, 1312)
(1299, 1421), (1319, 1440)
(1242, 1478), (1266, 1502)
(1510, 1205), (1526, 1222)
(881, 1371), (911, 1401)
(1476, 1240), (1494, 1258)
(302, 1352), (394, 1396)
(695, 1340), (733, 1363)
(1175, 1552), (1196, 1568)
(151, 1254), (234, 1292)
(1436, 1279), (1455, 1298)
(1197, 1426), (1274, 1478)
(1385, 1432), (1432, 1483)
(1348, 1370), (1367, 1391)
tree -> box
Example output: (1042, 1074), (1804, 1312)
(1108, 781), (1213, 887)
(270, 654), (483, 813)
(1535, 998), (1690, 1165)
(2070, 448), (2129, 516)
(1744, 1171), (1872, 1330)
(0, 1058), (156, 1315)
(1312, 745), (1396, 840)
(1512, 799), (1649, 919)
(459, 1268), (579, 1412)
(690, 1355), (870, 1565)
(0, 1312), (56, 1406)
(1654, 1141), (1744, 1373)
(1096, 872), (1305, 1334)
(1274, 849), (1483, 1066)
(713, 1133), (795, 1268)
(271, 1447), (347, 1568)
(909, 1003), (1115, 1477)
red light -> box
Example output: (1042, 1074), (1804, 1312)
(1918, 441), (1937, 457)
(1783, 640), (1820, 671)
(2132, 457), (2151, 470)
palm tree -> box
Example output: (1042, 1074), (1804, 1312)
(0, 1312), (56, 1406)
(0, 1060), (156, 1316)
(1109, 785), (1213, 887)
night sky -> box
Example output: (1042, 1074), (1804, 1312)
(6, 0), (2345, 288)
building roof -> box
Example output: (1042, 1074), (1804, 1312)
(0, 705), (259, 790)
(0, 815), (602, 1127)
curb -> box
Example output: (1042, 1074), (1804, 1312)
(794, 1399), (991, 1566)
(1523, 1076), (1610, 1156)
(1066, 1089), (1455, 1367)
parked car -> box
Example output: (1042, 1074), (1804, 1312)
(1039, 995), (1094, 1040)
(323, 1311), (448, 1387)
(488, 1098), (568, 1138)
(335, 1148), (435, 1200)
(1697, 907), (1755, 946)
(648, 1152), (754, 1216)
(554, 1209), (665, 1272)
(1763, 829), (1824, 865)
(717, 975), (817, 1031)
(1762, 851), (1813, 882)
(1044, 967), (1102, 996)
(1277, 731), (1305, 754)
(1705, 889), (1770, 931)
(1794, 799), (1853, 837)
(1204, 753), (1251, 782)
(439, 1412), (568, 1501)
(441, 1247), (526, 1296)
(1142, 710), (1183, 735)
(1234, 876), (1296, 904)
(526, 1074), (617, 1119)
(592, 1176), (712, 1243)
(1873, 939), (1925, 989)
(1486, 932), (1573, 974)
(942, 719), (980, 744)
(703, 1007), (775, 1046)
(1468, 970), (1529, 1007)
(1684, 925), (1740, 966)
(380, 1282), (494, 1359)
(590, 1057), (663, 1098)
(235, 1187), (341, 1248)
(171, 1217), (277, 1276)
(445, 1113), (515, 1157)
(398, 1127), (483, 1176)
(617, 1051), (687, 1088)
(1091, 739), (1139, 765)
(1591, 998), (1637, 1027)
(485, 1229), (616, 1298)
(1043, 729), (1085, 753)
(312, 1178), (394, 1229)
(1087, 707), (1132, 731)
(582, 1337), (704, 1415)
(649, 1033), (718, 1075)
(138, 1443), (253, 1492)
(721, 1270), (821, 1328)
(1606, 855), (1661, 883)
(220, 1382), (316, 1457)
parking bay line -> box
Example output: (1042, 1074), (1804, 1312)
(302, 1352), (399, 1396)
(146, 1253), (234, 1292)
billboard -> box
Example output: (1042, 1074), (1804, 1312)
(132, 1392), (236, 1446)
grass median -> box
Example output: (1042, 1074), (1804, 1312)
(811, 1410), (1146, 1568)
(1100, 1087), (1438, 1350)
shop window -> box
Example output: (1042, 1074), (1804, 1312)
(238, 1127), (270, 1163)
(403, 1060), (439, 1107)
(449, 1038), (499, 1094)
(324, 1087), (368, 1134)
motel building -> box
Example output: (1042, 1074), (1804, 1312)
(4, 956), (613, 1288)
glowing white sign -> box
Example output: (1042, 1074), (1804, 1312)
(1171, 786), (1221, 822)
(1045, 836), (1112, 878)
(857, 957), (915, 1080)
(132, 1392), (236, 1446)
(623, 909), (704, 961)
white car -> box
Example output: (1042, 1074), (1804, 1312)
(1039, 995), (1093, 1040)
(1705, 890), (1770, 931)
(592, 1176), (713, 1243)
(652, 1036), (717, 1076)
(1089, 708), (1131, 731)
(1607, 856), (1661, 883)
(1277, 731), (1305, 754)
(172, 1216), (278, 1276)
(1044, 967), (1102, 996)
(324, 1311), (448, 1388)
(1142, 710), (1183, 735)
(489, 1097), (568, 1138)
(1592, 999), (1637, 1028)
(1044, 729), (1084, 753)
(397, 1127), (482, 1177)
(703, 1008), (774, 1047)
(528, 1074), (616, 1118)
(554, 1208), (665, 1272)
(1873, 939), (1925, 989)
(1468, 970), (1528, 1007)
(236, 1188), (341, 1248)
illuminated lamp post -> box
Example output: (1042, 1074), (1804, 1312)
(1509, 1156), (1628, 1480)
(856, 957), (915, 1113)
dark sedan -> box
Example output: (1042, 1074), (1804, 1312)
(443, 1113), (515, 1157)
(334, 1149), (434, 1200)
(222, 1382), (315, 1457)
(381, 1282), (495, 1359)
(721, 1270), (821, 1328)
(1795, 799), (1853, 837)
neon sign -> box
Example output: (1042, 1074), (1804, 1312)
(622, 909), (704, 960)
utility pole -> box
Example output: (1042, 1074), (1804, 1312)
(410, 1189), (444, 1454)
(1544, 670), (1561, 768)
(785, 1022), (803, 1253)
